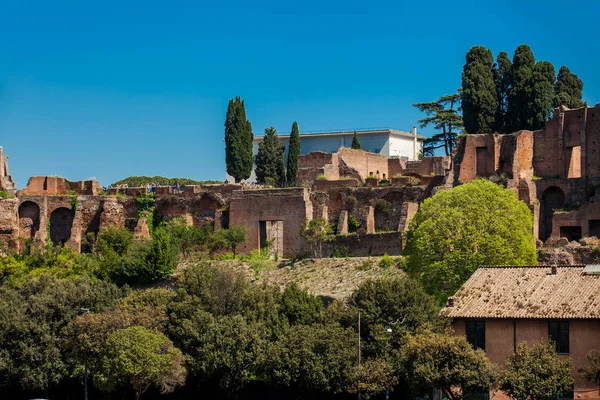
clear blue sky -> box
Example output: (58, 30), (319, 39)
(1, 0), (598, 188)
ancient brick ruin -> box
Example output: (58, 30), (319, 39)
(1, 103), (599, 257)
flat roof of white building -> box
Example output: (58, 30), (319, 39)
(253, 128), (426, 141)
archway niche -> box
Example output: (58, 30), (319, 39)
(18, 201), (40, 239)
(540, 186), (565, 242)
(49, 207), (74, 246)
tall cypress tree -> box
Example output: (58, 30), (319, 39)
(554, 66), (585, 109)
(351, 131), (361, 149)
(529, 61), (556, 130)
(494, 51), (512, 133)
(461, 46), (498, 134)
(286, 121), (300, 186)
(224, 97), (253, 182)
(255, 127), (285, 186)
(507, 45), (535, 132)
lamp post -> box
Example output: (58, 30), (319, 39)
(80, 307), (90, 400)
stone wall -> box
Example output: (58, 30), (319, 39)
(0, 146), (16, 196)
(20, 176), (102, 196)
(324, 232), (403, 257)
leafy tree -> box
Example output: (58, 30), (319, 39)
(96, 326), (186, 400)
(165, 217), (213, 258)
(461, 46), (498, 133)
(405, 179), (537, 303)
(348, 358), (398, 399)
(280, 282), (323, 325)
(145, 225), (179, 282)
(210, 225), (247, 256)
(255, 126), (286, 186)
(494, 51), (512, 133)
(351, 131), (361, 149)
(507, 45), (535, 131)
(286, 121), (301, 186)
(501, 342), (573, 400)
(97, 226), (133, 257)
(580, 349), (600, 385)
(264, 323), (356, 393)
(225, 96), (254, 183)
(301, 217), (333, 258)
(554, 66), (585, 109)
(110, 176), (221, 187)
(399, 332), (497, 400)
(413, 94), (463, 156)
(529, 61), (556, 130)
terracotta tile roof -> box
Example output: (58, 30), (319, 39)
(443, 265), (600, 319)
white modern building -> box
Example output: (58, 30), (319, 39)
(226, 127), (425, 183)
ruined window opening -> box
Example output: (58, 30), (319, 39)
(566, 146), (581, 178)
(589, 220), (600, 238)
(548, 321), (569, 354)
(466, 320), (485, 351)
(476, 147), (489, 176)
(560, 226), (581, 242)
(258, 220), (283, 258)
(540, 186), (566, 242)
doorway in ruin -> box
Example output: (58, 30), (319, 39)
(259, 220), (283, 258)
(49, 207), (74, 246)
(18, 201), (40, 239)
(476, 147), (489, 176)
(540, 186), (565, 242)
(589, 220), (600, 238)
(560, 226), (582, 242)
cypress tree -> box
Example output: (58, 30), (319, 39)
(507, 45), (535, 131)
(286, 121), (300, 186)
(529, 61), (556, 130)
(224, 96), (253, 182)
(494, 51), (512, 133)
(554, 66), (585, 109)
(351, 131), (361, 149)
(461, 46), (498, 133)
(255, 127), (285, 186)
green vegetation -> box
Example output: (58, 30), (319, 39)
(255, 126), (286, 186)
(348, 213), (361, 233)
(555, 66), (585, 109)
(351, 130), (361, 149)
(286, 121), (300, 186)
(501, 342), (574, 400)
(224, 96), (254, 183)
(0, 191), (13, 199)
(461, 46), (498, 134)
(111, 176), (221, 187)
(413, 94), (463, 156)
(405, 179), (537, 303)
(301, 217), (333, 258)
(209, 225), (247, 256)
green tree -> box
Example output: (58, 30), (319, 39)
(264, 323), (356, 393)
(405, 179), (537, 303)
(286, 121), (301, 186)
(501, 342), (573, 400)
(301, 217), (333, 258)
(399, 332), (497, 400)
(507, 45), (535, 131)
(351, 131), (361, 149)
(280, 282), (323, 325)
(529, 61), (556, 130)
(255, 127), (286, 186)
(145, 225), (179, 282)
(494, 51), (512, 133)
(97, 226), (133, 257)
(225, 96), (254, 183)
(210, 225), (247, 256)
(554, 66), (585, 109)
(461, 46), (498, 133)
(580, 349), (600, 386)
(348, 358), (398, 399)
(96, 326), (186, 400)
(413, 94), (463, 156)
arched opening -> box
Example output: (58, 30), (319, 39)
(540, 186), (565, 242)
(18, 201), (40, 239)
(50, 207), (74, 246)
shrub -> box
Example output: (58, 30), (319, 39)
(348, 214), (361, 233)
(379, 253), (393, 268)
(97, 227), (133, 257)
(210, 225), (247, 256)
(335, 246), (352, 258)
(0, 191), (13, 199)
(246, 249), (274, 277)
(374, 199), (391, 216)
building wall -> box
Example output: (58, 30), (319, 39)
(453, 318), (600, 396)
(388, 135), (420, 159)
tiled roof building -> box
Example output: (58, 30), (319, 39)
(444, 265), (600, 399)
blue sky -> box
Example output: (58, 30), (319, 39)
(1, 0), (598, 188)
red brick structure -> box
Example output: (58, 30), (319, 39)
(20, 176), (102, 196)
(445, 265), (600, 399)
(0, 146), (16, 196)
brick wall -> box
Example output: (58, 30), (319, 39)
(20, 176), (102, 196)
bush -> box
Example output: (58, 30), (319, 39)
(335, 245), (352, 258)
(97, 226), (133, 257)
(379, 253), (393, 268)
(348, 214), (361, 233)
(245, 249), (274, 277)
(210, 225), (247, 256)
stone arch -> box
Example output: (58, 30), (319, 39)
(18, 201), (40, 239)
(540, 186), (565, 242)
(49, 207), (74, 246)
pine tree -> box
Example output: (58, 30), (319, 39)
(507, 45), (535, 131)
(351, 131), (361, 149)
(554, 66), (585, 109)
(494, 51), (512, 133)
(529, 61), (556, 130)
(286, 121), (300, 186)
(461, 46), (498, 134)
(224, 97), (253, 182)
(255, 127), (285, 186)
(413, 94), (463, 156)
